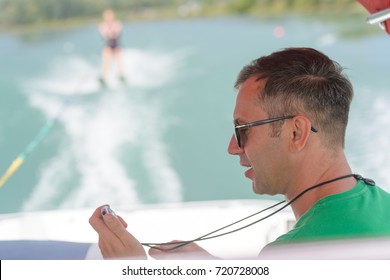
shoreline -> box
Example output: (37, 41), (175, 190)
(0, 5), (369, 35)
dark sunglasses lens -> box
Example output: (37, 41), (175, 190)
(235, 128), (241, 148)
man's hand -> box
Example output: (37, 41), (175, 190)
(148, 240), (218, 260)
(89, 205), (147, 259)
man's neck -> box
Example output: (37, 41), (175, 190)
(287, 152), (355, 220)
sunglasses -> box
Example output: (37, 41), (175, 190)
(234, 115), (318, 148)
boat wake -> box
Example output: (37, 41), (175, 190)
(22, 48), (187, 211)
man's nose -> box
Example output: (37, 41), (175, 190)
(227, 134), (242, 155)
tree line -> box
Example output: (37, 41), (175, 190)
(0, 0), (358, 28)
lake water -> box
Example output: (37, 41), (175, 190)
(0, 16), (389, 214)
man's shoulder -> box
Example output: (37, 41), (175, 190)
(263, 181), (390, 248)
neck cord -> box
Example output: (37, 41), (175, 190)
(141, 173), (374, 251)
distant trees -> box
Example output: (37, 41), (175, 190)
(0, 0), (167, 26)
(0, 0), (359, 27)
(1, 0), (92, 25)
(226, 0), (357, 14)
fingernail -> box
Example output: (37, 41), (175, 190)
(101, 205), (110, 217)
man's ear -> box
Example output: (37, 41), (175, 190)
(288, 116), (312, 153)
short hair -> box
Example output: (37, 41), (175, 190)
(235, 47), (353, 149)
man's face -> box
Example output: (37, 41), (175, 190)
(228, 77), (288, 195)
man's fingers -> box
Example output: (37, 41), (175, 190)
(90, 205), (127, 249)
(89, 205), (147, 259)
(117, 215), (128, 228)
(148, 240), (187, 259)
(89, 205), (112, 235)
(148, 240), (216, 260)
(102, 212), (129, 241)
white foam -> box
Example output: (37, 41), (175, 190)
(97, 48), (187, 89)
(22, 49), (184, 211)
(122, 48), (184, 88)
(22, 149), (74, 211)
(28, 56), (101, 95)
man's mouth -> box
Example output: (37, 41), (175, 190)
(242, 165), (253, 180)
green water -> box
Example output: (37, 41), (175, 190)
(0, 16), (389, 214)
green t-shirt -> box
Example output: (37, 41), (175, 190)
(269, 180), (390, 246)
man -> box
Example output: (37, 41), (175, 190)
(89, 47), (390, 259)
